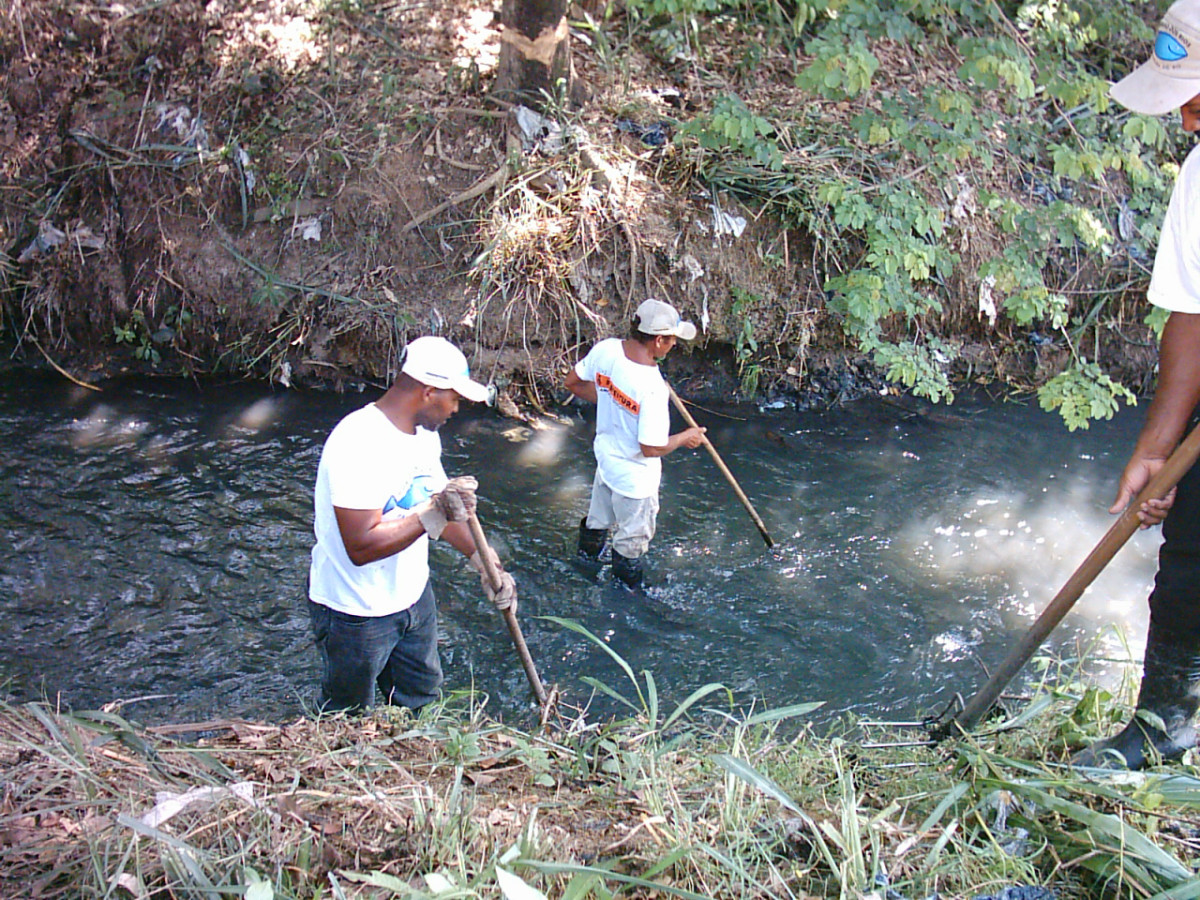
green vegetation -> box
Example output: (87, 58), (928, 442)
(730, 286), (765, 397)
(7, 626), (1200, 899)
(0, 0), (1181, 417)
(654, 0), (1176, 423)
(113, 309), (162, 365)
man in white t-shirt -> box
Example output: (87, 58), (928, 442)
(308, 336), (517, 713)
(1072, 0), (1200, 768)
(565, 299), (706, 587)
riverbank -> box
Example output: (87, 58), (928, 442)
(3, 362), (1184, 896)
(5, 661), (1200, 900)
(0, 0), (1174, 424)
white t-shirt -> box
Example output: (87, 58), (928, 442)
(1149, 143), (1200, 314)
(309, 403), (448, 616)
(575, 338), (670, 499)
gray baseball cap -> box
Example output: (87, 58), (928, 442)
(635, 298), (697, 341)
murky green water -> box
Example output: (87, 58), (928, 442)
(1, 370), (1160, 726)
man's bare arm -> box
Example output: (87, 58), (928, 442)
(640, 426), (706, 458)
(1112, 311), (1200, 525)
(565, 368), (597, 404)
(334, 506), (427, 566)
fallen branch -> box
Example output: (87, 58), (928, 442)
(403, 163), (510, 233)
(435, 128), (489, 172)
(32, 339), (100, 391)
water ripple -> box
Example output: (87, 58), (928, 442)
(0, 373), (1159, 726)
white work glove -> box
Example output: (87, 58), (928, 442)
(470, 549), (518, 612)
(416, 476), (478, 540)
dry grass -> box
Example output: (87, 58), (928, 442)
(7, 636), (1200, 900)
(0, 0), (1167, 406)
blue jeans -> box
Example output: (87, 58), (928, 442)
(308, 582), (443, 713)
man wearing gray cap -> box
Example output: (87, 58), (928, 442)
(565, 299), (707, 588)
(308, 336), (517, 713)
(1073, 0), (1200, 768)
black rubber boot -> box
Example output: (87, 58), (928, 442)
(1072, 623), (1200, 769)
(578, 516), (608, 561)
(611, 549), (644, 589)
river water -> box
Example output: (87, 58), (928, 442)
(1, 370), (1161, 728)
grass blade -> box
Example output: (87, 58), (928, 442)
(543, 617), (644, 707)
(579, 676), (640, 713)
(516, 859), (713, 900)
(997, 782), (1190, 884)
(711, 753), (841, 877)
(743, 701), (825, 726)
(662, 683), (731, 731)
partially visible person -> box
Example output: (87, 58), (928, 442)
(1073, 0), (1200, 768)
(308, 336), (517, 713)
(565, 298), (706, 588)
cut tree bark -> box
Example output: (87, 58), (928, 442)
(494, 0), (572, 109)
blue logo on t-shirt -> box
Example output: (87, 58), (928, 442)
(1157, 31), (1188, 62)
(383, 475), (435, 514)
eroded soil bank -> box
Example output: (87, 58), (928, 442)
(0, 0), (1161, 414)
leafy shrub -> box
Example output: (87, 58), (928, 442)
(795, 35), (879, 100)
(677, 95), (783, 170)
(873, 339), (956, 404)
(669, 0), (1188, 425)
(1038, 360), (1137, 431)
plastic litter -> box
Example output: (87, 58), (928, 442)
(874, 876), (905, 899)
(677, 253), (705, 283)
(982, 789), (1034, 857)
(235, 146), (256, 193)
(154, 102), (210, 164)
(951, 175), (977, 221)
(866, 870), (939, 900)
(710, 204), (747, 239)
(616, 117), (671, 147)
(140, 782), (258, 829)
(1118, 199), (1135, 242)
(1128, 243), (1151, 265)
(294, 217), (322, 242)
(1028, 331), (1055, 348)
(18, 221), (105, 263)
(978, 274), (997, 327)
(515, 105), (568, 154)
(1116, 199), (1151, 265)
(18, 221), (67, 262)
(1015, 172), (1060, 206)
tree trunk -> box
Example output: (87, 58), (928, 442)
(495, 0), (572, 109)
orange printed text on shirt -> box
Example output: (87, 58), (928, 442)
(596, 373), (640, 415)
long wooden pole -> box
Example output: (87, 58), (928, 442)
(466, 513), (549, 707)
(668, 385), (774, 548)
(939, 423), (1200, 739)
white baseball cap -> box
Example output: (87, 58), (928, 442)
(635, 298), (697, 341)
(400, 336), (489, 403)
(1112, 0), (1200, 115)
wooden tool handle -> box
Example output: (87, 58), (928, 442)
(668, 386), (775, 548)
(943, 423), (1200, 737)
(466, 514), (549, 707)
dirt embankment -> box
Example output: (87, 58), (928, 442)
(0, 0), (1157, 413)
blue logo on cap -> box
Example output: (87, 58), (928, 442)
(1156, 31), (1188, 62)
